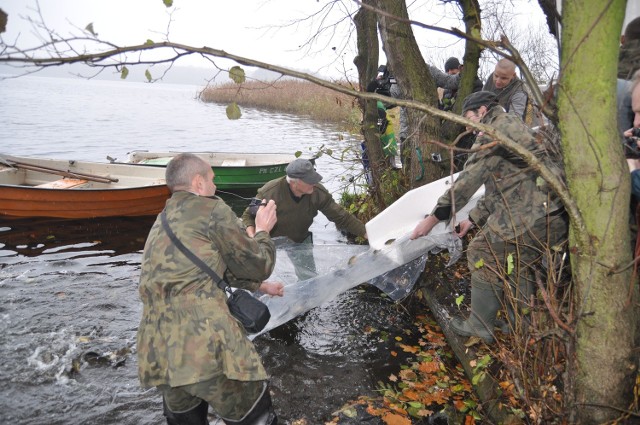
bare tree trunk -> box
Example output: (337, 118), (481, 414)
(354, 1), (387, 207)
(375, 0), (443, 187)
(456, 0), (482, 109)
(441, 0), (483, 148)
(558, 0), (638, 422)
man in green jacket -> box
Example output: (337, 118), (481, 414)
(411, 91), (567, 343)
(137, 153), (283, 425)
(242, 158), (367, 280)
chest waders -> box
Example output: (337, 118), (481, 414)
(163, 399), (208, 425)
(221, 382), (277, 425)
(163, 383), (277, 425)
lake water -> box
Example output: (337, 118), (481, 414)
(0, 76), (415, 424)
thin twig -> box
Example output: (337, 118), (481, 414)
(535, 274), (575, 335)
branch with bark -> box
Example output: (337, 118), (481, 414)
(1, 34), (583, 242)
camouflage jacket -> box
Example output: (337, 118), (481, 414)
(431, 106), (563, 242)
(241, 177), (366, 243)
(137, 191), (275, 388)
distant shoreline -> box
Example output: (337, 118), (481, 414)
(200, 79), (361, 132)
(0, 63), (217, 86)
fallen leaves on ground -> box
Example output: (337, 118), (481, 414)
(333, 314), (481, 423)
(382, 412), (412, 425)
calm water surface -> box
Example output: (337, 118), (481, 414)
(0, 76), (412, 424)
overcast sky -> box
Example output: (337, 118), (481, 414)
(3, 0), (633, 82)
(3, 0), (367, 79)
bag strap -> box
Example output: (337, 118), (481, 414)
(160, 210), (227, 291)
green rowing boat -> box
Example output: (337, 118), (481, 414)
(125, 151), (297, 193)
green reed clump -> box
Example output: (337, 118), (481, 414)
(200, 79), (361, 131)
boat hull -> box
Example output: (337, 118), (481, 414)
(126, 151), (296, 191)
(0, 155), (170, 219)
(0, 185), (170, 219)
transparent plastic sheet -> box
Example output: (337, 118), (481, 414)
(250, 226), (463, 339)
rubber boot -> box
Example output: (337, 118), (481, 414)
(510, 270), (535, 333)
(451, 277), (502, 343)
(222, 383), (277, 425)
(494, 308), (515, 334)
(163, 398), (209, 425)
(496, 272), (534, 335)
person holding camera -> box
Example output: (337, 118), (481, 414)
(617, 18), (640, 136)
(137, 153), (284, 425)
(624, 72), (640, 202)
(365, 78), (400, 171)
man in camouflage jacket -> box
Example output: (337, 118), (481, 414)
(137, 153), (283, 425)
(411, 91), (567, 343)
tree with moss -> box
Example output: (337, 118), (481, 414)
(557, 1), (636, 422)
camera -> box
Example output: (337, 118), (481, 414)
(375, 65), (396, 97)
(248, 197), (266, 216)
(625, 127), (640, 159)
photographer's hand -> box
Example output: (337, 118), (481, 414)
(624, 127), (640, 138)
(254, 200), (277, 234)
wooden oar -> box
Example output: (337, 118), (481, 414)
(0, 157), (119, 184)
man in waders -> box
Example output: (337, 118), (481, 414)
(410, 91), (567, 343)
(137, 153), (283, 424)
(242, 158), (366, 281)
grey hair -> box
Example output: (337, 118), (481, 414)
(165, 153), (211, 192)
(285, 175), (298, 184)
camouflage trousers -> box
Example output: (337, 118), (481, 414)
(159, 375), (265, 420)
(466, 211), (568, 291)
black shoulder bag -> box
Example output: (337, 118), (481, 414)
(160, 210), (271, 334)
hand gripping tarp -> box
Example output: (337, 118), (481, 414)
(251, 226), (463, 338)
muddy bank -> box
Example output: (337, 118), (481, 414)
(417, 253), (519, 424)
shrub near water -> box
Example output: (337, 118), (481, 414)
(199, 79), (361, 131)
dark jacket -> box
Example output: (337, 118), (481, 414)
(483, 73), (528, 119)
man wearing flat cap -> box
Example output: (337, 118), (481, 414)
(411, 90), (567, 344)
(242, 158), (367, 280)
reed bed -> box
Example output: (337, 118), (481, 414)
(200, 79), (362, 131)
